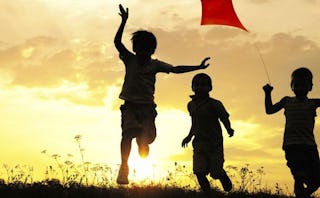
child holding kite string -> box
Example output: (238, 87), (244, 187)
(263, 68), (320, 197)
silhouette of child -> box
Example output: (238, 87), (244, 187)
(182, 73), (234, 193)
(114, 4), (210, 185)
(263, 67), (320, 197)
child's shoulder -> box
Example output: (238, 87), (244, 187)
(280, 96), (291, 103)
(309, 98), (320, 107)
(119, 51), (135, 61)
(209, 97), (219, 101)
(208, 97), (223, 105)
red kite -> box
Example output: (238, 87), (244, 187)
(201, 0), (248, 31)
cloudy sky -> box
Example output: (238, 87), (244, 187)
(1, 0), (320, 191)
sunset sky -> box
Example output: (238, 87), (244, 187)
(1, 0), (320, 191)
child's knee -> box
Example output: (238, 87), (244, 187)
(210, 169), (224, 179)
(137, 129), (156, 145)
(209, 162), (224, 179)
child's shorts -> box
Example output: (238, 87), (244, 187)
(120, 102), (157, 144)
(193, 147), (225, 179)
(284, 145), (320, 186)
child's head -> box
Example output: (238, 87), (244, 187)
(290, 67), (313, 97)
(131, 30), (157, 57)
(192, 73), (212, 95)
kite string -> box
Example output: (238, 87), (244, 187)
(253, 43), (271, 84)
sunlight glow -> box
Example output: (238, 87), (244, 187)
(34, 81), (89, 99)
(0, 70), (12, 85)
(2, 0), (320, 194)
(104, 86), (119, 110)
(231, 120), (260, 138)
(128, 152), (157, 182)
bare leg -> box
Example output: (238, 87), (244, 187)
(136, 136), (149, 158)
(121, 136), (132, 165)
(117, 136), (132, 184)
(294, 180), (306, 198)
(292, 170), (310, 198)
(219, 169), (232, 192)
(196, 173), (210, 192)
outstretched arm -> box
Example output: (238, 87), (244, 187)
(314, 99), (320, 108)
(263, 84), (284, 114)
(170, 57), (210, 74)
(114, 4), (130, 55)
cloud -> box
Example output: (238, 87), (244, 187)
(249, 0), (272, 4)
(148, 27), (320, 120)
(4, 27), (319, 110)
(2, 24), (319, 111)
(0, 0), (119, 45)
(0, 1), (67, 44)
(304, 0), (317, 3)
(0, 36), (123, 106)
(1, 1), (320, 110)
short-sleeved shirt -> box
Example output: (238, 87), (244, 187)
(281, 97), (318, 149)
(188, 96), (230, 152)
(119, 52), (173, 104)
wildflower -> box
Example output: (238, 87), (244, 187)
(74, 135), (82, 142)
(64, 161), (73, 166)
(51, 154), (61, 159)
(67, 154), (74, 158)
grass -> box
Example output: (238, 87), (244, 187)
(0, 182), (293, 198)
(0, 135), (301, 198)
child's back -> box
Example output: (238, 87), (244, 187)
(182, 73), (234, 193)
(188, 97), (228, 151)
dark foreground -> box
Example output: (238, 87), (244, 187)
(0, 183), (292, 198)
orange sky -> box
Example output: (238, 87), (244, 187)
(1, 0), (320, 192)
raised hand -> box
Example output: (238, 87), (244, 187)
(263, 84), (273, 94)
(118, 4), (128, 22)
(199, 57), (210, 69)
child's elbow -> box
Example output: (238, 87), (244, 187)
(114, 36), (122, 45)
(114, 39), (119, 46)
(265, 109), (274, 115)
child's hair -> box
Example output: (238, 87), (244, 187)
(291, 67), (313, 91)
(192, 73), (213, 91)
(131, 30), (157, 53)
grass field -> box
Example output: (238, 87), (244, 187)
(0, 135), (311, 198)
(0, 182), (293, 198)
(0, 159), (297, 198)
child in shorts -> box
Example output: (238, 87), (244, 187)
(115, 4), (210, 184)
(263, 67), (320, 197)
(182, 73), (234, 193)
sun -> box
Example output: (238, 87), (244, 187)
(128, 151), (158, 182)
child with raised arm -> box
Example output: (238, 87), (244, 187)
(114, 4), (210, 184)
(182, 73), (234, 194)
(263, 67), (320, 197)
